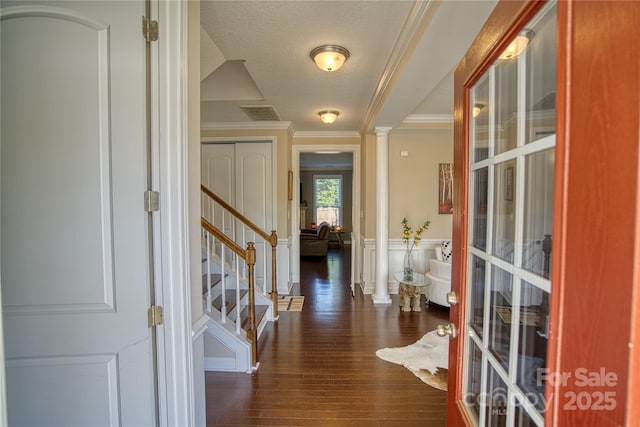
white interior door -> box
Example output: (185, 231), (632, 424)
(235, 142), (273, 288)
(1, 2), (155, 425)
(202, 143), (235, 239)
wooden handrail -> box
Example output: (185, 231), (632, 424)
(201, 218), (246, 258)
(201, 184), (276, 245)
(201, 184), (279, 317)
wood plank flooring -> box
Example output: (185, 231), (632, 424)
(205, 248), (449, 426)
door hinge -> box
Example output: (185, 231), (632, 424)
(144, 190), (160, 212)
(143, 16), (158, 42)
(148, 305), (163, 327)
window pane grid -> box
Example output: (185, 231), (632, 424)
(471, 135), (555, 171)
(470, 328), (544, 427)
(469, 255), (487, 337)
(479, 334), (546, 427)
(466, 4), (557, 423)
(462, 333), (484, 425)
(468, 247), (551, 294)
(515, 395), (544, 427)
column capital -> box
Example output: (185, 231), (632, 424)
(374, 126), (392, 136)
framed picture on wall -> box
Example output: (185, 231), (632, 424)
(438, 163), (453, 214)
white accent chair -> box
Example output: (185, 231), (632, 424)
(426, 241), (452, 307)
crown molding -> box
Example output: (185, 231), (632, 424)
(403, 114), (454, 124)
(293, 131), (361, 139)
(201, 121), (293, 131)
(287, 123), (296, 138)
(359, 1), (438, 135)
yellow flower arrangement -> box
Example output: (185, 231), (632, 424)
(401, 217), (431, 252)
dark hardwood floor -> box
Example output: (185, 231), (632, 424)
(205, 247), (449, 426)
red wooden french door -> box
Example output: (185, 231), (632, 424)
(447, 0), (640, 425)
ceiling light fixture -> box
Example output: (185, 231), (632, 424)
(310, 45), (350, 72)
(499, 30), (534, 59)
(472, 103), (484, 118)
(318, 110), (339, 124)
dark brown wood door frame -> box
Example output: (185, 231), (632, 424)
(549, 1), (639, 425)
(450, 0), (640, 425)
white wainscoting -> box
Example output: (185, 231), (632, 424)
(191, 316), (207, 427)
(277, 238), (291, 295)
(359, 237), (448, 295)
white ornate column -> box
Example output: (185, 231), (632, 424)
(373, 127), (392, 304)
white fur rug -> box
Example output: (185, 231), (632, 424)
(376, 330), (449, 390)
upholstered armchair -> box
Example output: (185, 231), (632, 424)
(300, 222), (331, 257)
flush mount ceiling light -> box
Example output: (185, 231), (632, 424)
(318, 110), (339, 124)
(310, 45), (350, 72)
(499, 30), (534, 59)
(472, 103), (484, 118)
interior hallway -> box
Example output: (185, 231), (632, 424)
(205, 247), (449, 426)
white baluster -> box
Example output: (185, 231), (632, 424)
(220, 239), (227, 323)
(235, 256), (241, 334)
(205, 232), (212, 313)
(262, 240), (267, 295)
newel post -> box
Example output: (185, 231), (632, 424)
(246, 242), (258, 367)
(270, 230), (279, 318)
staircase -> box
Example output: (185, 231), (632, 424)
(201, 185), (278, 372)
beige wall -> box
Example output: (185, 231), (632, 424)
(200, 128), (292, 235)
(388, 128), (454, 240)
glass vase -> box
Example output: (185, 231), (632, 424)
(403, 250), (414, 281)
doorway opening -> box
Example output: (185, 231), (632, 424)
(291, 145), (361, 295)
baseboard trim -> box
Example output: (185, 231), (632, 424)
(204, 356), (241, 372)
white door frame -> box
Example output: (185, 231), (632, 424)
(291, 144), (361, 289)
(151, 0), (194, 425)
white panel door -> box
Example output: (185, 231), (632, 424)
(1, 2), (155, 426)
(234, 143), (273, 231)
(235, 143), (273, 288)
(201, 143), (235, 240)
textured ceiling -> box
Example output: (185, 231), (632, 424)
(200, 0), (497, 134)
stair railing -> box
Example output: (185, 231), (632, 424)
(201, 218), (258, 366)
(201, 184), (279, 317)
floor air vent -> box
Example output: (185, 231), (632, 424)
(240, 105), (280, 121)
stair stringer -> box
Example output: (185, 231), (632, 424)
(203, 316), (254, 373)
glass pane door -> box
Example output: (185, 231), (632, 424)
(463, 3), (557, 425)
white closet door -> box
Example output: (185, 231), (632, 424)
(201, 142), (273, 288)
(202, 143), (235, 239)
(235, 143), (273, 288)
(234, 143), (273, 233)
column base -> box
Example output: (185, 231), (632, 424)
(371, 294), (392, 305)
